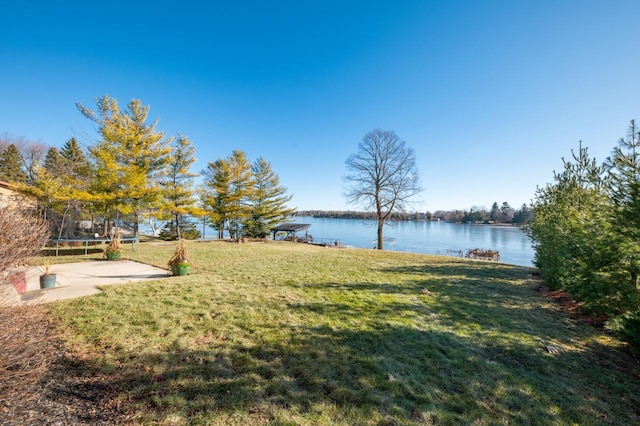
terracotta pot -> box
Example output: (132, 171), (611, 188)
(9, 270), (26, 294)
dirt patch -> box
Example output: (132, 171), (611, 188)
(534, 278), (609, 328)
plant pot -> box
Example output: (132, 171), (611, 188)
(171, 262), (191, 276)
(9, 270), (27, 294)
(40, 274), (57, 289)
(105, 250), (121, 261)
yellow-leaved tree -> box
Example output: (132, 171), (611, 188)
(76, 95), (171, 237)
(158, 134), (204, 240)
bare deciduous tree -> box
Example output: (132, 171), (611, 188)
(344, 129), (421, 250)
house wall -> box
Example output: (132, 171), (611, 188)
(0, 182), (23, 208)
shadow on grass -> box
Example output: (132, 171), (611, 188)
(42, 247), (105, 256)
(62, 258), (640, 423)
(298, 261), (561, 342)
(90, 319), (639, 424)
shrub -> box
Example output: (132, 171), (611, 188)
(159, 220), (201, 241)
(0, 195), (50, 273)
(607, 310), (640, 352)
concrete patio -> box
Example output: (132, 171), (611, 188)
(20, 260), (169, 304)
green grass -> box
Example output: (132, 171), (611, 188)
(50, 240), (639, 425)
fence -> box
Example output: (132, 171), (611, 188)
(46, 237), (139, 256)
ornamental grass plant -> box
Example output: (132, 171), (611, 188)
(104, 235), (122, 261)
(167, 238), (190, 267)
(50, 241), (640, 425)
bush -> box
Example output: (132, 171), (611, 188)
(0, 196), (50, 273)
(159, 220), (201, 241)
(607, 310), (640, 352)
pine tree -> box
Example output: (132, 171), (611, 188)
(77, 95), (171, 235)
(60, 137), (91, 182)
(226, 150), (253, 239)
(160, 134), (201, 240)
(203, 158), (232, 239)
(202, 151), (253, 240)
(243, 157), (294, 238)
(604, 120), (640, 311)
(0, 144), (28, 183)
(43, 147), (64, 175)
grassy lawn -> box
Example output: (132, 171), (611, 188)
(49, 240), (639, 425)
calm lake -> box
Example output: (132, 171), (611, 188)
(292, 216), (535, 267)
(142, 216), (535, 267)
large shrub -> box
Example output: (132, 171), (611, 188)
(531, 126), (640, 349)
(0, 195), (53, 412)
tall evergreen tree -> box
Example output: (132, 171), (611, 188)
(203, 158), (232, 239)
(532, 127), (640, 350)
(43, 147), (64, 175)
(0, 144), (27, 183)
(243, 157), (294, 238)
(77, 95), (171, 235)
(512, 204), (533, 224)
(60, 137), (92, 182)
(531, 142), (613, 310)
(160, 134), (201, 240)
(604, 120), (640, 311)
(226, 150), (253, 239)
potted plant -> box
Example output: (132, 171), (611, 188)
(168, 238), (191, 276)
(39, 259), (57, 289)
(8, 269), (27, 294)
(104, 235), (122, 261)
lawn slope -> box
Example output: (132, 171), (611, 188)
(51, 241), (640, 425)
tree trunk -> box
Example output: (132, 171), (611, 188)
(134, 211), (139, 237)
(377, 220), (384, 250)
(174, 213), (181, 240)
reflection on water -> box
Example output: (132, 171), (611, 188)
(295, 217), (535, 267)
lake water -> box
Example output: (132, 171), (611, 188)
(140, 216), (536, 267)
(292, 216), (535, 267)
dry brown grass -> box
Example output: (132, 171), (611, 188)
(0, 298), (55, 410)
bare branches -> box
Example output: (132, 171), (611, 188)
(344, 129), (422, 249)
(0, 196), (50, 272)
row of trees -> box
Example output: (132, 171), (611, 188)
(428, 202), (533, 224)
(202, 150), (294, 239)
(530, 121), (640, 350)
(0, 95), (294, 240)
(297, 203), (533, 224)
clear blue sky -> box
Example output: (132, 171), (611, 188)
(2, 1), (639, 211)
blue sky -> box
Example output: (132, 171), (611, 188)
(2, 1), (640, 211)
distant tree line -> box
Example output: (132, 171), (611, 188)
(0, 95), (293, 241)
(429, 202), (533, 224)
(297, 210), (420, 221)
(530, 121), (640, 351)
(298, 202), (533, 225)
